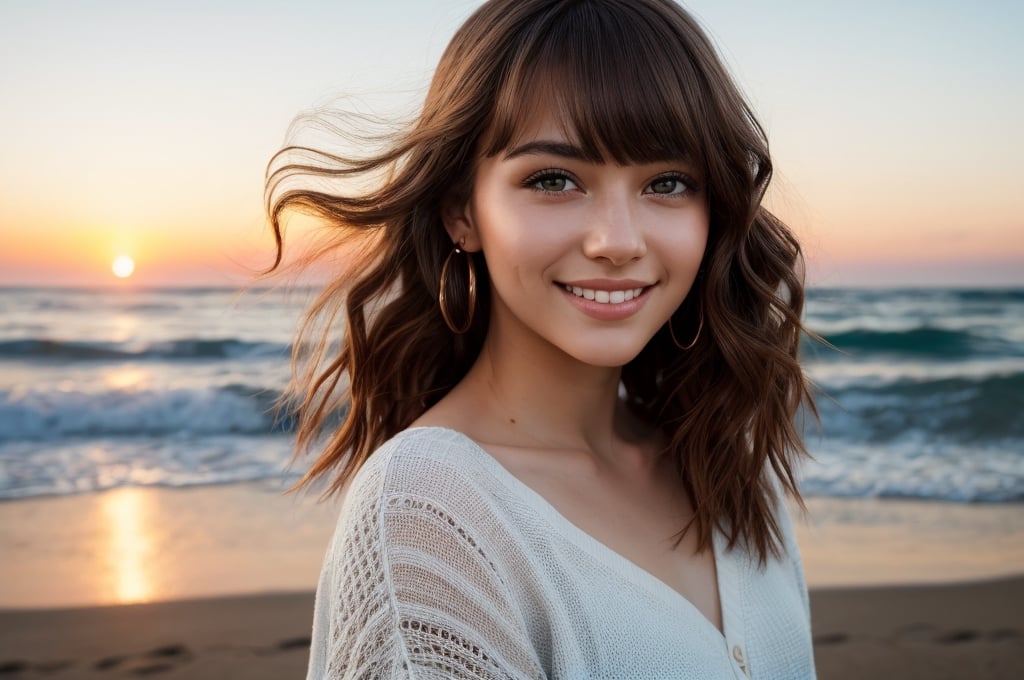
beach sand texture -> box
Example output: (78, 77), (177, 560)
(1, 486), (1022, 679)
(0, 579), (1021, 679)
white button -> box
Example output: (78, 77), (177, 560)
(732, 645), (749, 677)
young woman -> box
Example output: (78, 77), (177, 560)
(267, 0), (817, 677)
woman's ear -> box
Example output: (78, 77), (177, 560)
(441, 197), (482, 252)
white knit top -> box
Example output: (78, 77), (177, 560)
(307, 427), (815, 679)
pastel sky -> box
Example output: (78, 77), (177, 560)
(1, 0), (1021, 287)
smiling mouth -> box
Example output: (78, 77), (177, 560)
(559, 284), (646, 304)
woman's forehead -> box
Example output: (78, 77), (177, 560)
(501, 104), (576, 148)
(487, 95), (697, 167)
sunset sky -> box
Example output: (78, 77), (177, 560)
(1, 0), (1021, 288)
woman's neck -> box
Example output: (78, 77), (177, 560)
(441, 313), (661, 475)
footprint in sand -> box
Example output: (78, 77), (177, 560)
(145, 645), (189, 659)
(92, 644), (193, 675)
(812, 632), (849, 645)
(1, 659), (74, 675)
(935, 629), (980, 644)
(95, 655), (126, 670)
(247, 635), (312, 657)
(277, 637), (311, 652)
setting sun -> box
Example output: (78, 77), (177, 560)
(112, 256), (135, 279)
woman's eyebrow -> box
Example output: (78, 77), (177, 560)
(503, 140), (590, 161)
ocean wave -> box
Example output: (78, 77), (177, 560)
(811, 371), (1024, 445)
(805, 326), (1019, 360)
(0, 337), (290, 361)
(1, 433), (1019, 504)
(0, 384), (296, 441)
(952, 289), (1024, 303)
(0, 436), (300, 500)
(804, 359), (1024, 399)
(800, 441), (1023, 503)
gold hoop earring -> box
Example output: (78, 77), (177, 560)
(438, 241), (477, 334)
(669, 304), (703, 350)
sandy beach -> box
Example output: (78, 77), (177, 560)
(1, 579), (1021, 678)
(811, 577), (1023, 679)
(1, 485), (1021, 678)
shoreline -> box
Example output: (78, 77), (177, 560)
(3, 484), (1023, 610)
(1, 577), (1020, 678)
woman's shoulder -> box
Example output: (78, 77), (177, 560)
(346, 426), (500, 507)
(331, 427), (528, 575)
(364, 425), (487, 473)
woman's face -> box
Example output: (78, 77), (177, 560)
(448, 110), (709, 368)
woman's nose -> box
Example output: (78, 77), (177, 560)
(581, 190), (647, 266)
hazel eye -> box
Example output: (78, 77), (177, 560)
(526, 171), (579, 194)
(539, 176), (568, 192)
(648, 176), (686, 195)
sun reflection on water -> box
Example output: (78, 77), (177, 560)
(101, 487), (154, 604)
(103, 365), (151, 391)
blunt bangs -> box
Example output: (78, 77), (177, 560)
(480, 0), (711, 170)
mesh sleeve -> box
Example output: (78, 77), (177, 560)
(310, 455), (546, 679)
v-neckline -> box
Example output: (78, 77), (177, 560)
(403, 426), (733, 644)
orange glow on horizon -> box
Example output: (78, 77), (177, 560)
(0, 210), (339, 287)
(1, 204), (1021, 287)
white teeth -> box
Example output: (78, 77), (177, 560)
(562, 285), (646, 304)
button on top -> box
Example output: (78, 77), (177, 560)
(732, 645), (749, 677)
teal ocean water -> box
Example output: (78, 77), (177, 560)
(0, 287), (1021, 502)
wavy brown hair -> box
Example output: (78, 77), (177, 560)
(265, 0), (815, 565)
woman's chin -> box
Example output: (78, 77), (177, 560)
(566, 341), (649, 369)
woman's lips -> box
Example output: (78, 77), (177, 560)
(555, 280), (654, 321)
(563, 284), (645, 304)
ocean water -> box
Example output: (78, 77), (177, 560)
(0, 287), (1021, 503)
(800, 289), (1023, 502)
